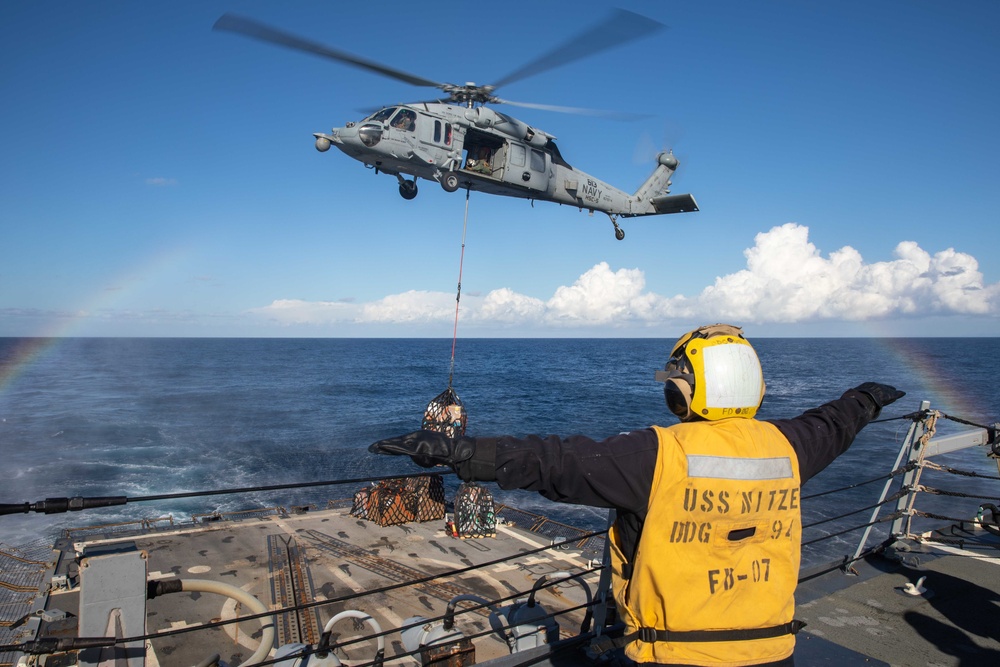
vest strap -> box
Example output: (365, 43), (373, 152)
(631, 620), (805, 644)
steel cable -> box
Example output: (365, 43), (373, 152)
(131, 470), (443, 504)
(922, 460), (1000, 481)
(801, 465), (913, 501)
(915, 485), (1000, 502)
(254, 597), (599, 667)
(801, 512), (902, 547)
(447, 188), (471, 389)
(273, 570), (601, 667)
(801, 490), (907, 530)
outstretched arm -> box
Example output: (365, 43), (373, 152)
(768, 383), (904, 483)
(485, 430), (659, 514)
(370, 429), (660, 514)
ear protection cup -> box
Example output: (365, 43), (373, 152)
(660, 350), (695, 419)
(664, 379), (692, 419)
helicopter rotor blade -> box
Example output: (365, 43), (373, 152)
(213, 13), (444, 89)
(496, 98), (650, 121)
(489, 9), (664, 91)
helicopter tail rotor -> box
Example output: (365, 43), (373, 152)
(633, 118), (686, 165)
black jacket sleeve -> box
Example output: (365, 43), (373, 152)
(472, 430), (660, 516)
(766, 388), (879, 484)
(465, 390), (878, 515)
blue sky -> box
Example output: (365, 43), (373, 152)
(2, 0), (998, 338)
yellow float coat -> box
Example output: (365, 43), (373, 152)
(610, 420), (802, 666)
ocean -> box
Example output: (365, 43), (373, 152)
(1, 337), (997, 568)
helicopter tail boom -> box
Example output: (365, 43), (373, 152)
(624, 151), (699, 216)
(633, 151), (680, 200)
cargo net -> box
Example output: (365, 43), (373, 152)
(452, 482), (496, 538)
(351, 475), (445, 527)
(422, 387), (467, 438)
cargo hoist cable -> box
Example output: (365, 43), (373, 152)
(447, 187), (471, 390)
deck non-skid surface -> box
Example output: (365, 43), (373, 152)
(85, 508), (598, 666)
(797, 547), (1000, 666)
(29, 511), (1000, 667)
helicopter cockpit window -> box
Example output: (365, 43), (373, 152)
(391, 109), (416, 131)
(370, 107), (397, 124)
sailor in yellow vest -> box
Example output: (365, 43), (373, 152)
(370, 324), (905, 666)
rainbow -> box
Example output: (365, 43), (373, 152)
(871, 334), (983, 422)
(0, 337), (58, 394)
(0, 244), (193, 393)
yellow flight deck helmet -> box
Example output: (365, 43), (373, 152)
(654, 324), (766, 421)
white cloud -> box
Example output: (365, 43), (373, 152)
(546, 263), (654, 323)
(248, 224), (999, 330)
(695, 224), (996, 322)
(476, 288), (545, 323)
(360, 290), (454, 323)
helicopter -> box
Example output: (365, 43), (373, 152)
(213, 10), (698, 240)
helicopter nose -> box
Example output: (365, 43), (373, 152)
(315, 125), (364, 153)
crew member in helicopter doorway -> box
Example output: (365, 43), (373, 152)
(370, 323), (905, 666)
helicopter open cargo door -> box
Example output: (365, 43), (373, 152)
(501, 141), (550, 193)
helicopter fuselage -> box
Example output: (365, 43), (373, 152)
(314, 103), (697, 238)
(215, 11), (694, 239)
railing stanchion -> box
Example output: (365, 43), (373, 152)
(889, 401), (932, 540)
(850, 402), (925, 569)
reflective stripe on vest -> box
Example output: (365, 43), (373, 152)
(687, 454), (794, 481)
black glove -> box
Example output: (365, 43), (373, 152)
(854, 382), (906, 420)
(368, 430), (476, 470)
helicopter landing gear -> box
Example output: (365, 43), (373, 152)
(609, 215), (625, 240)
(397, 176), (418, 200)
(440, 171), (460, 193)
